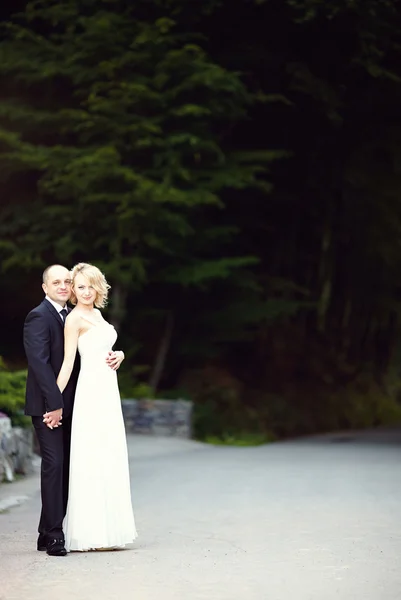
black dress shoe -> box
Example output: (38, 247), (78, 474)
(37, 534), (47, 551)
(46, 538), (67, 556)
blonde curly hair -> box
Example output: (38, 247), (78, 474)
(70, 262), (111, 309)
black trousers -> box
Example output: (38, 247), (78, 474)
(32, 415), (72, 540)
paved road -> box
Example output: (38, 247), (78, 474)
(1, 429), (401, 600)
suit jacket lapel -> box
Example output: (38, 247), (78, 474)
(42, 299), (64, 327)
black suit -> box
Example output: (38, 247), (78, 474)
(24, 299), (79, 540)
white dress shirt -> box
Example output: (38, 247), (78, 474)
(45, 295), (67, 321)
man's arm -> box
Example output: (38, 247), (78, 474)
(23, 311), (64, 412)
(106, 350), (124, 370)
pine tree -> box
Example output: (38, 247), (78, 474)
(0, 0), (272, 329)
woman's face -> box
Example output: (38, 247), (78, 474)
(73, 272), (96, 307)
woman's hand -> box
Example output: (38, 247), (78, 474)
(106, 350), (124, 370)
(43, 408), (63, 429)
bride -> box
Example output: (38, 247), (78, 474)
(56, 262), (137, 552)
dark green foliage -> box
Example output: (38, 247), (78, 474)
(0, 0), (275, 329)
(182, 365), (401, 443)
(0, 358), (30, 427)
(1, 0), (401, 441)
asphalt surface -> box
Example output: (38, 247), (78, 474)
(1, 429), (401, 600)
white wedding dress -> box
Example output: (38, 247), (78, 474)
(64, 318), (137, 551)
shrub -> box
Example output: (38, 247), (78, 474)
(327, 375), (401, 430)
(120, 381), (155, 400)
(179, 365), (401, 444)
(0, 357), (30, 427)
(179, 367), (275, 444)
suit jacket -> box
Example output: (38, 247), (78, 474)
(23, 299), (80, 417)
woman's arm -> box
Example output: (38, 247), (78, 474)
(56, 314), (80, 393)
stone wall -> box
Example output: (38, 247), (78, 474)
(0, 412), (34, 482)
(122, 399), (193, 438)
(0, 399), (193, 482)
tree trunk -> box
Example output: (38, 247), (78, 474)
(341, 296), (352, 351)
(317, 221), (333, 334)
(108, 282), (127, 331)
(149, 311), (174, 394)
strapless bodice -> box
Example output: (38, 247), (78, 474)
(78, 322), (117, 361)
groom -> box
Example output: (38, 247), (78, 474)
(24, 264), (79, 556)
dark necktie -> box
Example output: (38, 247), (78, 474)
(60, 308), (68, 323)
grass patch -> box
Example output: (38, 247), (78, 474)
(204, 432), (275, 446)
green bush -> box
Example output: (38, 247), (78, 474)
(327, 376), (401, 430)
(0, 357), (30, 427)
(120, 381), (155, 400)
(205, 432), (275, 446)
(179, 365), (401, 444)
(180, 367), (276, 445)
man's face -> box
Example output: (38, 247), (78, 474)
(42, 266), (72, 306)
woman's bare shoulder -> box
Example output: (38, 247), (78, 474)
(65, 308), (81, 325)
